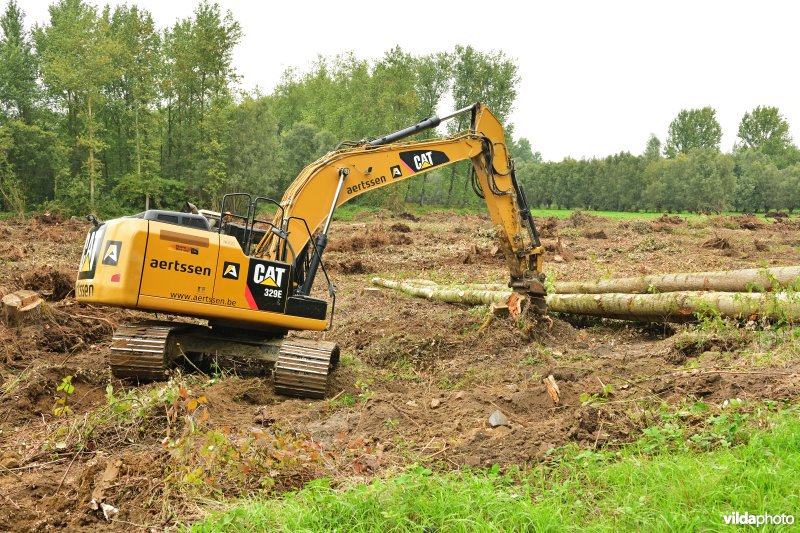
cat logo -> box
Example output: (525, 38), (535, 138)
(252, 263), (286, 287)
(102, 241), (121, 266)
(399, 150), (449, 174)
(414, 151), (433, 169)
(390, 165), (402, 179)
(222, 261), (240, 280)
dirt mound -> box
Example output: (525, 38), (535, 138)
(670, 330), (753, 362)
(655, 214), (683, 224)
(623, 220), (652, 234)
(19, 266), (74, 300)
(565, 210), (598, 228)
(34, 212), (65, 225)
(538, 216), (559, 238)
(754, 239), (769, 252)
(397, 212), (420, 222)
(0, 241), (26, 262)
(328, 229), (412, 252)
(1, 302), (117, 360)
(765, 211), (789, 219)
(771, 217), (800, 230)
(329, 258), (373, 274)
(328, 233), (384, 252)
(728, 214), (763, 230)
(583, 229), (607, 239)
(390, 223), (411, 233)
(650, 222), (674, 233)
(390, 233), (413, 245)
(702, 236), (730, 249)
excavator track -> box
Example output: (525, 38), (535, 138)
(110, 323), (180, 380)
(111, 322), (340, 399)
(273, 339), (340, 399)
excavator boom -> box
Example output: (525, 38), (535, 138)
(256, 103), (545, 300)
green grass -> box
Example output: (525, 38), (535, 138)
(191, 404), (800, 532)
(332, 204), (384, 221)
(331, 203), (781, 223)
(529, 208), (773, 221)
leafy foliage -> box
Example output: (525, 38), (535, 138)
(665, 107), (722, 158)
(1, 1), (799, 218)
(0, 0), (527, 216)
(737, 105), (793, 159)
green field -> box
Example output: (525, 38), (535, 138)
(192, 403), (800, 532)
(333, 204), (782, 222)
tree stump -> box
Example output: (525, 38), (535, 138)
(2, 290), (43, 326)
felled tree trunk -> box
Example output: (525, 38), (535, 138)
(371, 278), (800, 322)
(371, 278), (510, 306)
(547, 291), (800, 322)
(554, 266), (800, 295)
(400, 279), (510, 292)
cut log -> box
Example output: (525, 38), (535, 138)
(2, 289), (43, 326)
(371, 278), (510, 306)
(362, 287), (382, 295)
(547, 291), (800, 322)
(553, 266), (800, 295)
(372, 278), (800, 323)
(394, 267), (800, 296)
(402, 279), (509, 292)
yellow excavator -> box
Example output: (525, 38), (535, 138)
(75, 103), (546, 398)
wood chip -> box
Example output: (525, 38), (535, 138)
(506, 293), (524, 319)
(490, 303), (509, 317)
(543, 374), (560, 404)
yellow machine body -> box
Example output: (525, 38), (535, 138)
(76, 217), (328, 332)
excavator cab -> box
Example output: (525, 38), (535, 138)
(216, 193), (278, 255)
(214, 192), (335, 326)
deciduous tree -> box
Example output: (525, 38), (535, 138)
(665, 107), (721, 158)
(0, 1), (39, 123)
(34, 0), (122, 210)
(737, 106), (792, 160)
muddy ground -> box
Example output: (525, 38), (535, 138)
(1, 210), (800, 530)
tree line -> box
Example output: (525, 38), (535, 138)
(0, 0), (519, 216)
(516, 106), (800, 213)
(0, 0), (798, 218)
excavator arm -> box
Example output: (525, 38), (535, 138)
(255, 103), (546, 305)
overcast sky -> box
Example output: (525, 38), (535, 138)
(21, 0), (800, 161)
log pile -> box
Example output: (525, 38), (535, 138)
(371, 266), (800, 323)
